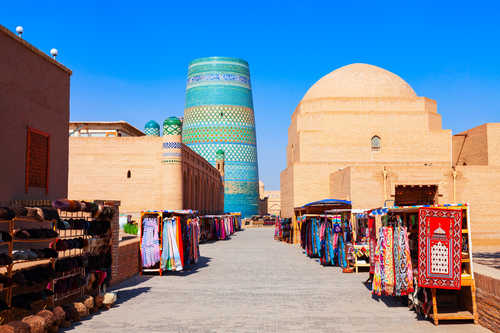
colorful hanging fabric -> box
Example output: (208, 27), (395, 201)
(161, 217), (183, 271)
(372, 230), (382, 295)
(382, 227), (394, 295)
(311, 219), (321, 257)
(418, 208), (462, 290)
(141, 217), (160, 268)
(176, 216), (184, 267)
(337, 228), (347, 268)
(368, 218), (376, 274)
(394, 225), (414, 296)
(189, 218), (200, 264)
(320, 219), (335, 266)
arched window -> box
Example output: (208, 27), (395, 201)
(371, 136), (381, 151)
(127, 170), (131, 178)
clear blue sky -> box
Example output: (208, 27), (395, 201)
(3, 1), (499, 190)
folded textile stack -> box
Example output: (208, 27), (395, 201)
(12, 249), (58, 261)
(0, 206), (60, 221)
(57, 219), (87, 230)
(14, 229), (58, 239)
(50, 238), (86, 251)
(12, 266), (56, 286)
(54, 276), (85, 294)
(52, 199), (114, 220)
(87, 220), (110, 236)
(55, 256), (86, 273)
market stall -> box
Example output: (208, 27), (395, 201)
(293, 199), (351, 245)
(369, 204), (477, 325)
(324, 209), (372, 273)
(139, 210), (200, 275)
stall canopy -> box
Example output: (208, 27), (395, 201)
(300, 199), (351, 208)
(294, 199), (352, 215)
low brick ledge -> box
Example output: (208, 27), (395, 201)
(474, 263), (500, 332)
(111, 237), (140, 286)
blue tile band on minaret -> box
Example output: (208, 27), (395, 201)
(182, 57), (259, 217)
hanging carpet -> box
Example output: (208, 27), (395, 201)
(418, 208), (462, 290)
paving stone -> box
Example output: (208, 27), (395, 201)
(66, 228), (488, 332)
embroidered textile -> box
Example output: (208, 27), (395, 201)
(368, 218), (376, 274)
(418, 208), (462, 290)
(372, 232), (382, 295)
(382, 227), (394, 295)
(394, 226), (414, 296)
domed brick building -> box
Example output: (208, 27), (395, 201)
(281, 63), (500, 246)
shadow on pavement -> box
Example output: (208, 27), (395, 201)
(371, 293), (408, 308)
(140, 256), (212, 277)
(162, 256), (211, 277)
(473, 251), (500, 269)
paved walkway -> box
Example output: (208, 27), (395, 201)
(67, 228), (488, 332)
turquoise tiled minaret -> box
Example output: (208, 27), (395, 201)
(182, 57), (259, 217)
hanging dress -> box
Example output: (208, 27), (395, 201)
(141, 217), (160, 268)
(161, 218), (183, 271)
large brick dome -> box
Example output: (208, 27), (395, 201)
(302, 63), (416, 100)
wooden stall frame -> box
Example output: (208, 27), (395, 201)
(139, 211), (163, 276)
(139, 210), (198, 276)
(429, 204), (477, 325)
(386, 203), (477, 325)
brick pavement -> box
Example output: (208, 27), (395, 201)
(66, 228), (488, 332)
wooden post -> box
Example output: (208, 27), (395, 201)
(431, 288), (438, 325)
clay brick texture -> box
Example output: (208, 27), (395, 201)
(112, 239), (140, 286)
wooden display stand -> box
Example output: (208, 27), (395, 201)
(389, 204), (478, 325)
(0, 212), (58, 313)
(1, 199), (116, 322)
(139, 210), (197, 275)
(429, 206), (478, 325)
(351, 244), (370, 273)
(139, 211), (164, 276)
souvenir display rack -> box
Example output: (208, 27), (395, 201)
(325, 209), (371, 273)
(199, 214), (238, 243)
(0, 199), (116, 322)
(0, 200), (59, 318)
(139, 211), (164, 276)
(54, 205), (113, 304)
(385, 204), (477, 325)
(229, 213), (242, 231)
(288, 200), (478, 327)
(139, 210), (198, 275)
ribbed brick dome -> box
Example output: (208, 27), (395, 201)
(302, 63), (416, 100)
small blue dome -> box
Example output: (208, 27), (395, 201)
(144, 120), (160, 136)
